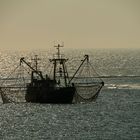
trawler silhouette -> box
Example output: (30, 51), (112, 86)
(0, 44), (104, 104)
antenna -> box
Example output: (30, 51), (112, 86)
(54, 44), (63, 59)
(31, 55), (40, 71)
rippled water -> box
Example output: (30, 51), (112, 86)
(0, 48), (140, 139)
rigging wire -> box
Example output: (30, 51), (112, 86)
(0, 64), (21, 86)
(0, 64), (29, 103)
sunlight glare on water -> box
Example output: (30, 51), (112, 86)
(0, 48), (140, 139)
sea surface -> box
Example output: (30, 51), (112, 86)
(0, 48), (140, 139)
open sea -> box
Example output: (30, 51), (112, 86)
(0, 48), (140, 139)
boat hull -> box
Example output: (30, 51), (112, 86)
(25, 86), (75, 104)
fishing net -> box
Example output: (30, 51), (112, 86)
(73, 82), (104, 103)
(0, 64), (30, 103)
(70, 55), (104, 103)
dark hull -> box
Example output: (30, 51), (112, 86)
(25, 86), (75, 104)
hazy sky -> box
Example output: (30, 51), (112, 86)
(0, 0), (140, 50)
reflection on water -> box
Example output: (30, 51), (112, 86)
(0, 48), (140, 139)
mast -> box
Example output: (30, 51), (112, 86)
(54, 44), (63, 59)
(50, 44), (69, 86)
(31, 55), (40, 71)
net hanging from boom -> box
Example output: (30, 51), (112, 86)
(0, 64), (30, 103)
(70, 55), (104, 103)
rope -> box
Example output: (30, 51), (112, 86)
(74, 82), (104, 103)
(0, 65), (21, 86)
(88, 62), (104, 82)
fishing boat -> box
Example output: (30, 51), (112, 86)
(0, 44), (104, 104)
